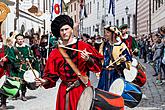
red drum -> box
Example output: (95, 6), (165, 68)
(132, 58), (146, 71)
(123, 66), (146, 87)
(77, 86), (124, 110)
(109, 78), (142, 108)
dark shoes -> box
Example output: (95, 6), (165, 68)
(21, 96), (27, 101)
(152, 74), (158, 77)
(0, 104), (7, 110)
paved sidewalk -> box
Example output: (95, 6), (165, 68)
(126, 59), (165, 110)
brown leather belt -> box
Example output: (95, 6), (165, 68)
(62, 80), (81, 92)
(102, 67), (114, 71)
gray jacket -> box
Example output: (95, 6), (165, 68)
(153, 42), (164, 61)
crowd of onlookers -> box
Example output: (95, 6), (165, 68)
(79, 26), (165, 86)
(133, 27), (165, 85)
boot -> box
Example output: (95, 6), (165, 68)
(12, 92), (20, 100)
(21, 92), (27, 101)
(0, 95), (7, 110)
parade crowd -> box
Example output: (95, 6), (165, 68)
(0, 15), (165, 110)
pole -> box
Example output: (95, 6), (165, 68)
(46, 33), (50, 59)
(149, 0), (151, 34)
(135, 0), (138, 35)
(113, 15), (115, 26)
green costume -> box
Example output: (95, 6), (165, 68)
(6, 44), (34, 79)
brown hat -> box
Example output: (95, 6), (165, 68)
(51, 15), (74, 39)
(104, 26), (122, 37)
(0, 2), (10, 22)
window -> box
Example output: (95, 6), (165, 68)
(74, 3), (76, 11)
(74, 15), (76, 22)
(93, 0), (95, 4)
(116, 19), (119, 27)
(103, 0), (104, 8)
(97, 2), (99, 19)
(46, 0), (48, 10)
(90, 2), (92, 14)
(109, 21), (111, 26)
(152, 0), (154, 13)
(158, 0), (160, 7)
(156, 0), (158, 10)
(49, 0), (51, 12)
(122, 18), (124, 25)
(89, 27), (91, 35)
(127, 16), (130, 28)
(93, 26), (95, 31)
(71, 4), (73, 12)
(87, 3), (89, 14)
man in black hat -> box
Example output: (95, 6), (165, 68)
(35, 15), (103, 110)
(119, 24), (138, 56)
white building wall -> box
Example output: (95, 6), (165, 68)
(82, 0), (136, 36)
(151, 2), (165, 32)
(107, 0), (136, 36)
(137, 0), (149, 35)
(3, 0), (51, 38)
(83, 0), (106, 36)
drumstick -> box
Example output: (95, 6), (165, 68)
(26, 58), (38, 78)
(0, 55), (7, 62)
(59, 45), (92, 55)
(106, 54), (126, 68)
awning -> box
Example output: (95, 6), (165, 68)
(0, 0), (15, 6)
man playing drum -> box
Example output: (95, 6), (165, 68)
(35, 15), (103, 110)
(7, 34), (34, 101)
(119, 24), (139, 56)
(97, 25), (132, 91)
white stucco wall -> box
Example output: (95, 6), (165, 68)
(151, 3), (165, 32)
(82, 0), (136, 36)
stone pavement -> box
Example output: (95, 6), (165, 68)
(4, 59), (165, 110)
(126, 59), (165, 110)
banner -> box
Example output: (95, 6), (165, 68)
(108, 0), (115, 16)
(51, 0), (62, 21)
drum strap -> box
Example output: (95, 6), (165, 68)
(58, 45), (88, 86)
(58, 46), (88, 110)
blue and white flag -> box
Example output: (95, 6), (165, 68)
(108, 0), (115, 16)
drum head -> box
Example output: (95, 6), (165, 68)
(109, 78), (124, 96)
(77, 86), (94, 110)
(132, 58), (138, 67)
(23, 69), (39, 82)
(124, 67), (137, 82)
(0, 75), (6, 88)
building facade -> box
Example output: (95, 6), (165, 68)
(67, 0), (136, 37)
(137, 0), (149, 35)
(67, 0), (80, 37)
(107, 0), (136, 36)
(1, 0), (52, 38)
(151, 0), (165, 32)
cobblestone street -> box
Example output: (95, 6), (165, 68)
(4, 59), (165, 110)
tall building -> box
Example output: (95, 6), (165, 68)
(151, 0), (165, 32)
(67, 0), (80, 37)
(137, 0), (149, 35)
